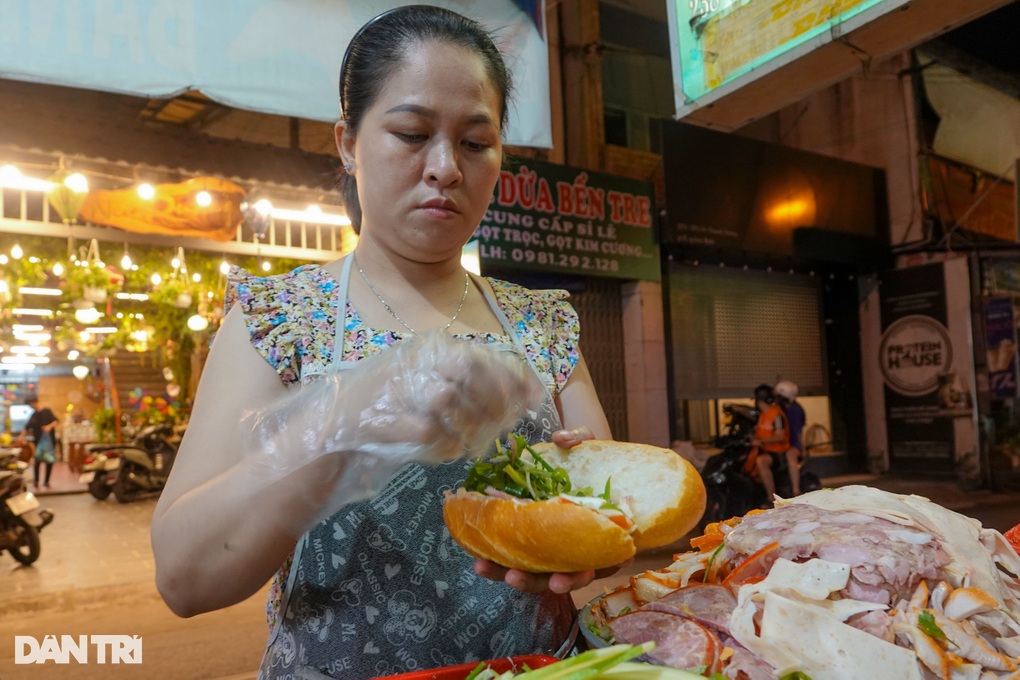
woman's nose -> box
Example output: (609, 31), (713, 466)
(425, 141), (462, 187)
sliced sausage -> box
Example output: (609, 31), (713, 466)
(643, 583), (737, 635)
(609, 611), (721, 671)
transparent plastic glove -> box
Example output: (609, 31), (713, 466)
(241, 331), (543, 528)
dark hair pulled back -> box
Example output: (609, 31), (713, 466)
(338, 5), (513, 233)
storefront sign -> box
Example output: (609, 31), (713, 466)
(984, 297), (1020, 400)
(879, 260), (978, 479)
(879, 316), (953, 396)
(666, 0), (909, 118)
(476, 159), (660, 281)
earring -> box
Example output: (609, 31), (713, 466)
(343, 161), (355, 174)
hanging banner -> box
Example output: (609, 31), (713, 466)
(984, 296), (1020, 400)
(878, 259), (978, 480)
(476, 159), (660, 281)
(0, 0), (550, 148)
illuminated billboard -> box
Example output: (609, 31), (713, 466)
(666, 0), (910, 120)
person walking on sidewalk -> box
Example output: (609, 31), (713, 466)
(17, 396), (58, 489)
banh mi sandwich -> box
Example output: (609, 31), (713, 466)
(442, 438), (707, 573)
(588, 485), (1020, 680)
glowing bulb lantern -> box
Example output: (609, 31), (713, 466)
(195, 190), (212, 207)
(187, 314), (209, 332)
(72, 365), (90, 380)
(137, 183), (155, 200)
(47, 169), (90, 224)
(74, 307), (102, 324)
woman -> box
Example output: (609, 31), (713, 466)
(151, 6), (613, 678)
(17, 396), (58, 489)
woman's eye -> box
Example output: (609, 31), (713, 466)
(396, 132), (427, 143)
(464, 140), (491, 152)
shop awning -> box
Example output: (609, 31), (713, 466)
(0, 0), (551, 148)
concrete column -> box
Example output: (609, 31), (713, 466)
(622, 280), (670, 446)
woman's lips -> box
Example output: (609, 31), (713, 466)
(419, 198), (458, 217)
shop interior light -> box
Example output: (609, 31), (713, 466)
(2, 356), (49, 364)
(461, 240), (481, 275)
(0, 364), (38, 372)
(195, 190), (213, 207)
(269, 206), (352, 226)
(0, 254), (7, 265)
(219, 261), (230, 275)
(13, 333), (51, 344)
(18, 287), (63, 296)
(151, 273), (162, 286)
(115, 292), (150, 301)
(12, 308), (54, 317)
(261, 261), (271, 272)
(52, 262), (64, 276)
(9, 346), (50, 355)
(0, 164), (55, 192)
(137, 183), (156, 200)
(121, 245), (133, 270)
(11, 244), (23, 259)
(253, 199), (273, 216)
(88, 327), (118, 334)
(72, 365), (91, 380)
(67, 350), (80, 361)
(12, 324), (44, 333)
(192, 273), (201, 283)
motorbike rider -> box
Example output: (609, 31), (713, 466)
(775, 380), (805, 497)
(746, 384), (790, 504)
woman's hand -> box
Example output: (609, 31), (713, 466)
(472, 558), (633, 594)
(551, 426), (596, 449)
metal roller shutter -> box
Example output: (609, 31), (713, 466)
(570, 278), (629, 440)
(669, 265), (826, 400)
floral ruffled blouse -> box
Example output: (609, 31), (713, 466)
(224, 263), (581, 632)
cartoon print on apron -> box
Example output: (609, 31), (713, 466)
(258, 257), (577, 679)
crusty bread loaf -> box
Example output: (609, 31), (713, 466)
(443, 440), (707, 572)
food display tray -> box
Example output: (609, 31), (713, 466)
(374, 654), (558, 680)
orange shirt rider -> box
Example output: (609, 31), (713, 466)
(743, 402), (789, 480)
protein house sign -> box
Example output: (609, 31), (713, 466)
(475, 159), (660, 281)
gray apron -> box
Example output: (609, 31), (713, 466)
(258, 257), (577, 679)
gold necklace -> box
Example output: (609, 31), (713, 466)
(353, 255), (469, 334)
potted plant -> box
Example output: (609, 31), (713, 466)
(65, 261), (121, 303)
(148, 276), (196, 311)
(91, 408), (118, 444)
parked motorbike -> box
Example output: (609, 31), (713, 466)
(0, 450), (54, 565)
(79, 423), (177, 503)
(699, 403), (822, 528)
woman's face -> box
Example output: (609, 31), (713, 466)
(341, 41), (503, 263)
